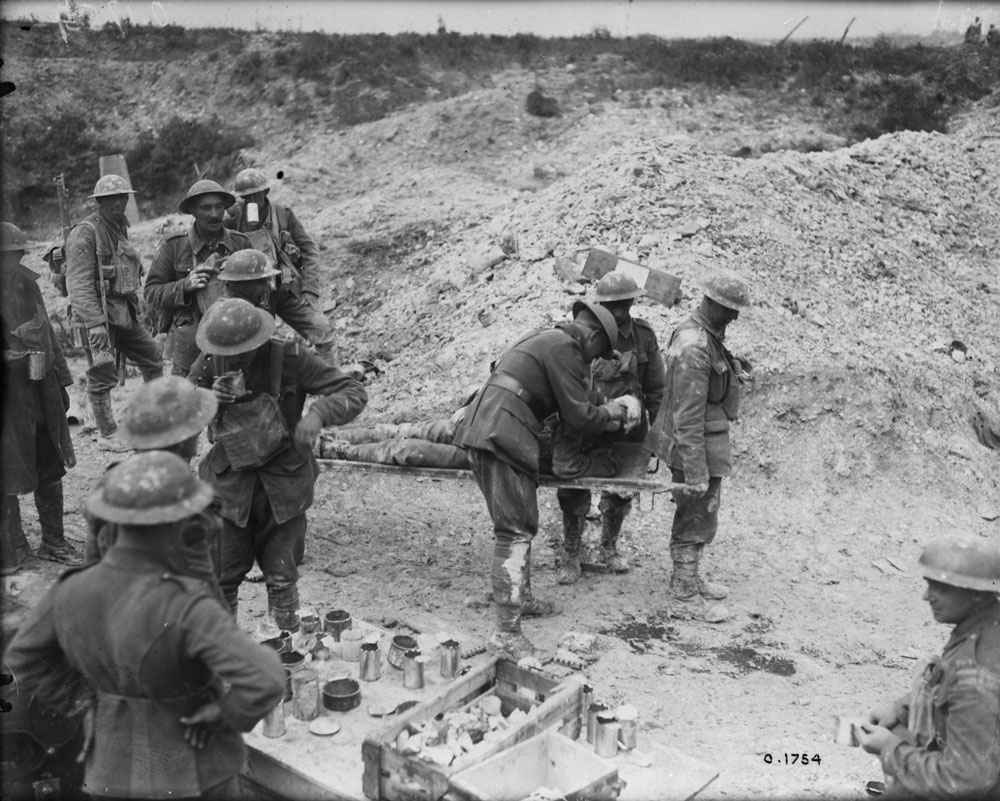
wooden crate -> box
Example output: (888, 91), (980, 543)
(582, 248), (682, 307)
(449, 729), (621, 801)
(362, 657), (584, 801)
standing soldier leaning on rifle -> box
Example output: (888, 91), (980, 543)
(65, 174), (164, 452)
(144, 180), (252, 378)
(554, 273), (666, 584)
(224, 167), (337, 364)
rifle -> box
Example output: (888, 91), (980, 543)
(50, 174), (94, 367)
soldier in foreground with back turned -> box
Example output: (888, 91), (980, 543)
(654, 270), (752, 621)
(1, 222), (80, 570)
(145, 180), (252, 377)
(188, 298), (366, 631)
(224, 167), (337, 363)
(554, 272), (666, 584)
(453, 301), (630, 659)
(65, 174), (164, 451)
(2, 451), (285, 800)
(858, 535), (1000, 798)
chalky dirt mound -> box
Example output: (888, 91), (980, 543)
(8, 60), (1000, 799)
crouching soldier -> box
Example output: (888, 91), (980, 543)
(188, 298), (366, 630)
(3, 451), (285, 800)
(858, 535), (1000, 798)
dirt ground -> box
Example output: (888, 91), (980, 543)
(4, 38), (1000, 800)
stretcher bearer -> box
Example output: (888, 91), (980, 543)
(555, 272), (666, 583)
(188, 298), (366, 631)
(453, 302), (629, 659)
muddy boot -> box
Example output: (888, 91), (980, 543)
(694, 545), (730, 600)
(521, 543), (562, 618)
(1, 495), (34, 575)
(487, 544), (535, 659)
(556, 512), (585, 585)
(272, 608), (300, 633)
(90, 391), (129, 453)
(487, 630), (536, 661)
(599, 505), (629, 574)
(669, 543), (704, 614)
(34, 479), (82, 566)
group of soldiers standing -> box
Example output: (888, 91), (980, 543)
(1, 160), (999, 797)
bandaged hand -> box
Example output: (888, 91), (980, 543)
(601, 399), (628, 431)
(616, 395), (643, 433)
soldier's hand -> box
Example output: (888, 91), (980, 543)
(184, 267), (213, 293)
(2, 349), (26, 364)
(294, 409), (323, 449)
(88, 325), (110, 351)
(210, 375), (237, 405)
(679, 481), (710, 497)
(179, 701), (224, 750)
(868, 704), (899, 730)
(857, 723), (893, 755)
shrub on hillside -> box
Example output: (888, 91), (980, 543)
(2, 108), (100, 202)
(126, 116), (252, 207)
(850, 76), (948, 139)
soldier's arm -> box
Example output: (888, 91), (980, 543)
(3, 590), (65, 693)
(880, 665), (1000, 797)
(297, 347), (367, 426)
(546, 338), (613, 437)
(670, 338), (712, 484)
(144, 238), (190, 310)
(65, 224), (105, 329)
(641, 330), (666, 425)
(283, 207), (320, 298)
(183, 598), (284, 731)
(186, 353), (215, 389)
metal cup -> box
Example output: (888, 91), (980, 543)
(27, 351), (46, 381)
(440, 639), (460, 679)
(403, 649), (424, 689)
(595, 720), (620, 758)
(360, 642), (381, 682)
(587, 702), (608, 744)
(299, 608), (320, 635)
(324, 609), (352, 641)
(290, 668), (320, 721)
(219, 369), (246, 399)
(340, 627), (364, 662)
(262, 701), (286, 738)
(617, 717), (638, 750)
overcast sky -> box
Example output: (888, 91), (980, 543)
(3, 1), (997, 41)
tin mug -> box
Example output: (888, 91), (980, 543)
(834, 715), (862, 747)
(262, 701), (286, 738)
(324, 609), (352, 641)
(440, 639), (460, 679)
(299, 608), (320, 635)
(360, 642), (381, 682)
(403, 649), (424, 690)
(587, 702), (608, 744)
(27, 351), (47, 381)
(290, 668), (320, 721)
(595, 721), (620, 758)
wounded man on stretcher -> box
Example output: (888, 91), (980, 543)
(315, 394), (644, 478)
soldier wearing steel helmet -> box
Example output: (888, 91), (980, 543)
(857, 535), (1000, 798)
(218, 248), (281, 310)
(81, 376), (228, 607)
(652, 269), (752, 621)
(223, 167), (336, 364)
(187, 298), (366, 630)
(65, 174), (164, 452)
(554, 272), (666, 584)
(144, 179), (253, 378)
(2, 450), (285, 800)
(1, 222), (80, 571)
(452, 301), (631, 659)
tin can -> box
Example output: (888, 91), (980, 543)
(291, 668), (320, 721)
(440, 639), (460, 679)
(617, 717), (638, 750)
(403, 650), (424, 689)
(834, 715), (862, 747)
(262, 701), (286, 738)
(587, 702), (608, 744)
(324, 609), (352, 641)
(299, 608), (320, 635)
(360, 642), (381, 682)
(27, 351), (47, 381)
(595, 720), (620, 758)
(340, 627), (364, 662)
(219, 369), (246, 399)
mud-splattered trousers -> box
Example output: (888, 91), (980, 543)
(453, 326), (615, 634)
(189, 341), (366, 620)
(651, 309), (742, 557)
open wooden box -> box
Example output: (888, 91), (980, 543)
(449, 729), (621, 801)
(362, 657), (584, 801)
